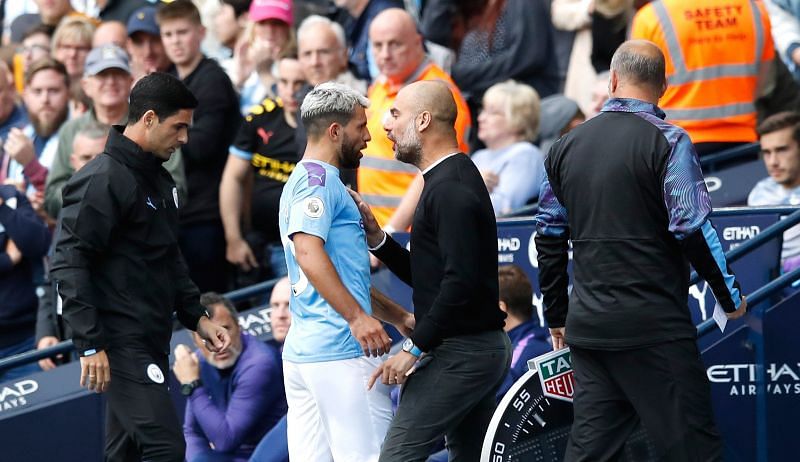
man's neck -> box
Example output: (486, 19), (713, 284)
(302, 141), (339, 169)
(503, 315), (523, 333)
(95, 104), (128, 125)
(176, 53), (204, 79)
(417, 141), (460, 172)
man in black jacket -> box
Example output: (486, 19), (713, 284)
(351, 80), (510, 461)
(51, 72), (231, 462)
(535, 40), (747, 461)
(157, 0), (240, 292)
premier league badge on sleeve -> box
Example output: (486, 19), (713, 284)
(304, 197), (324, 219)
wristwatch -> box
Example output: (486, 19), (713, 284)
(180, 379), (202, 396)
(402, 338), (422, 357)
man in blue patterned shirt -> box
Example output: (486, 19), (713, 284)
(535, 40), (747, 461)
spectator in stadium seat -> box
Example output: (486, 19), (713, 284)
(234, 0), (294, 114)
(495, 264), (551, 399)
(158, 0), (241, 293)
(220, 56), (305, 287)
(17, 25), (53, 85)
(471, 80), (545, 216)
(448, 0), (560, 144)
(35, 122), (108, 371)
(126, 6), (172, 84)
(249, 277), (292, 462)
(44, 44), (186, 220)
(360, 8), (471, 231)
(0, 183), (51, 382)
(92, 21), (128, 49)
(537, 94), (586, 155)
(331, 0), (403, 82)
(174, 292), (287, 462)
(748, 111), (800, 272)
(297, 15), (366, 93)
(765, 0), (800, 82)
(10, 0), (98, 44)
(631, 0), (774, 155)
(4, 58), (70, 202)
(0, 62), (29, 178)
(51, 16), (96, 82)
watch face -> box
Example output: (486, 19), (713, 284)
(402, 338), (413, 351)
(180, 383), (194, 396)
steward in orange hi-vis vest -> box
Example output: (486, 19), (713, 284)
(631, 0), (774, 144)
(358, 59), (471, 227)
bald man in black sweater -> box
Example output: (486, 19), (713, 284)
(350, 80), (510, 462)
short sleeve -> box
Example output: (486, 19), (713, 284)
(287, 163), (337, 242)
(230, 113), (258, 161)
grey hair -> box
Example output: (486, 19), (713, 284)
(610, 44), (666, 91)
(297, 15), (346, 50)
(483, 80), (541, 141)
(301, 82), (370, 138)
(75, 121), (110, 141)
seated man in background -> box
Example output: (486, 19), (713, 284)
(173, 292), (287, 462)
(749, 111), (800, 272)
(495, 264), (551, 400)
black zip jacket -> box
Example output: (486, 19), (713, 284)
(51, 126), (207, 356)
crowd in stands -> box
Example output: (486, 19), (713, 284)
(1, 0), (800, 458)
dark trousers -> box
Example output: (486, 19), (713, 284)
(179, 220), (229, 293)
(104, 350), (185, 462)
(565, 339), (722, 462)
(379, 330), (511, 462)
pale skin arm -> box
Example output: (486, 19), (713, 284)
(370, 287), (415, 337)
(219, 155), (258, 271)
(293, 233), (392, 356)
(385, 174), (424, 232)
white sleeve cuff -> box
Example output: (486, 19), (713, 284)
(368, 231), (388, 251)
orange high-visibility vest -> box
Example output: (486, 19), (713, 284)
(358, 59), (471, 227)
(631, 0), (773, 144)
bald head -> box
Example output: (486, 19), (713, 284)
(93, 21), (128, 48)
(610, 40), (666, 99)
(399, 81), (458, 132)
(369, 8), (424, 81)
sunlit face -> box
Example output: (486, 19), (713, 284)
(338, 105), (371, 169)
(268, 278), (291, 344)
(23, 69), (70, 137)
(477, 96), (513, 147)
(53, 37), (92, 77)
(276, 58), (306, 115)
(82, 68), (133, 109)
(127, 32), (170, 75)
(159, 18), (205, 67)
(369, 19), (421, 81)
(20, 33), (51, 70)
(214, 4), (240, 47)
(298, 25), (346, 86)
(70, 133), (106, 171)
(193, 305), (243, 370)
(384, 90), (422, 166)
(761, 127), (800, 189)
(145, 108), (193, 159)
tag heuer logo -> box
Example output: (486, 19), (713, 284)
(531, 348), (574, 403)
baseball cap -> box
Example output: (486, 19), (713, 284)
(85, 45), (131, 76)
(249, 0), (293, 26)
(127, 6), (160, 37)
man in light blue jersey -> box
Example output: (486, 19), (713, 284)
(278, 82), (414, 462)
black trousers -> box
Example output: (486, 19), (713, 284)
(379, 330), (511, 462)
(104, 348), (185, 462)
(565, 339), (722, 462)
